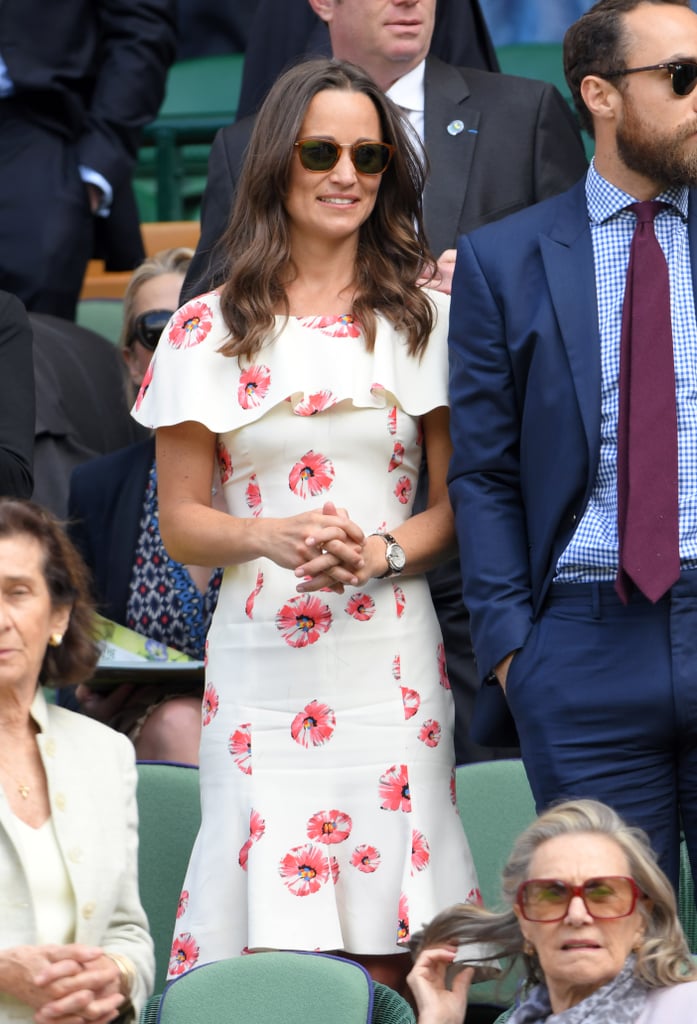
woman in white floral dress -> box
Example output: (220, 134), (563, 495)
(133, 58), (482, 996)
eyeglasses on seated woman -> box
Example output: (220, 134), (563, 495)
(407, 799), (697, 1024)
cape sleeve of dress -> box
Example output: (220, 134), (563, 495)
(131, 289), (450, 433)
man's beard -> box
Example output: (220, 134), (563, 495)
(616, 95), (697, 189)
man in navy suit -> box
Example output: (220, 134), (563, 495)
(182, 0), (587, 766)
(449, 0), (697, 891)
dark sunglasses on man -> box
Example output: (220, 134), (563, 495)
(600, 60), (697, 97)
(130, 309), (174, 351)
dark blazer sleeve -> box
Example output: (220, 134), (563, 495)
(181, 118), (254, 302)
(447, 231), (535, 680)
(0, 292), (34, 498)
(77, 0), (177, 189)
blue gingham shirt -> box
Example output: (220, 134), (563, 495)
(556, 160), (697, 581)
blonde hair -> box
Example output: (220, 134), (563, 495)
(411, 799), (696, 990)
(120, 247), (193, 352)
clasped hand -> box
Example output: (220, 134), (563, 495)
(292, 501), (368, 594)
(4, 943), (124, 1024)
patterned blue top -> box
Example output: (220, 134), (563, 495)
(556, 160), (697, 581)
(126, 460), (222, 658)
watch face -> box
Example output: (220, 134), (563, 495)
(386, 542), (407, 573)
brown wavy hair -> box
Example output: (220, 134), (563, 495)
(0, 499), (100, 686)
(410, 798), (697, 991)
(217, 57), (436, 359)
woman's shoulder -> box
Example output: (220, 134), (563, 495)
(42, 699), (135, 761)
(640, 979), (697, 1020)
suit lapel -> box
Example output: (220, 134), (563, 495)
(539, 179), (601, 463)
(423, 56), (478, 255)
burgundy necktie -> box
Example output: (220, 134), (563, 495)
(615, 200), (680, 604)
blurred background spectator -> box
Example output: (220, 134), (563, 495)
(68, 249), (223, 765)
(0, 0), (177, 319)
(0, 292), (34, 499)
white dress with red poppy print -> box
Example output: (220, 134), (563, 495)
(133, 291), (484, 975)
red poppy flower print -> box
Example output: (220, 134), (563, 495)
(290, 699), (336, 748)
(345, 593), (375, 621)
(307, 809), (352, 845)
(216, 440), (232, 484)
(388, 441), (405, 473)
(392, 655), (401, 681)
(238, 364), (271, 409)
(245, 569), (264, 619)
(229, 723), (252, 774)
(388, 406), (397, 436)
(397, 893), (410, 942)
(466, 887), (483, 906)
(276, 595), (332, 648)
(379, 764), (411, 812)
(279, 842), (329, 896)
(393, 584), (406, 618)
(294, 390), (337, 416)
(202, 683), (219, 726)
(297, 314), (361, 338)
(135, 360), (154, 411)
(418, 719), (442, 748)
(437, 642), (451, 689)
(169, 932), (200, 976)
(394, 475), (412, 505)
(450, 768), (457, 806)
(351, 844), (381, 873)
(401, 687), (420, 720)
(330, 856), (340, 884)
(246, 474), (263, 517)
(168, 301), (213, 349)
(239, 808), (266, 870)
(411, 830), (431, 873)
(288, 450), (335, 500)
(176, 890), (189, 919)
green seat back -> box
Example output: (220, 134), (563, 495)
(136, 762), (201, 993)
(157, 952), (373, 1024)
(76, 299), (124, 345)
(456, 759), (537, 1010)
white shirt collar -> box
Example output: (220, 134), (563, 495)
(385, 59), (425, 114)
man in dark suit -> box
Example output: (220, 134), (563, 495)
(0, 292), (33, 499)
(236, 0), (500, 120)
(0, 0), (176, 319)
(182, 0), (588, 764)
(449, 0), (697, 890)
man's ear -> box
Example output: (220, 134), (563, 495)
(308, 0), (335, 24)
(580, 74), (620, 128)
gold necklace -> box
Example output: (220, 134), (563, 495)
(0, 762), (31, 799)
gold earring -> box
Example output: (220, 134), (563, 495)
(48, 633), (63, 647)
(523, 940), (536, 957)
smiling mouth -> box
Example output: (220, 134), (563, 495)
(561, 942), (601, 950)
(318, 197), (356, 205)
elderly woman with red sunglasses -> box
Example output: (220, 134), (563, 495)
(408, 799), (697, 1024)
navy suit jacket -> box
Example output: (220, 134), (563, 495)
(448, 178), (697, 693)
(182, 56), (587, 300)
(68, 438), (154, 625)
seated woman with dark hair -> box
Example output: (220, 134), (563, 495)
(0, 498), (153, 1023)
(408, 799), (697, 1024)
